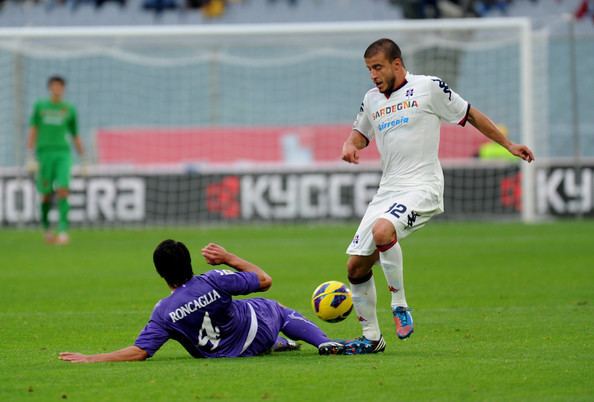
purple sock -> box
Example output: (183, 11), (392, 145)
(279, 307), (330, 347)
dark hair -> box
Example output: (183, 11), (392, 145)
(47, 75), (66, 87)
(153, 239), (194, 287)
(364, 38), (404, 65)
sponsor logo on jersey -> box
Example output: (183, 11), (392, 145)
(378, 116), (410, 132)
(431, 79), (452, 100)
(168, 289), (221, 322)
(41, 109), (68, 125)
(372, 100), (419, 120)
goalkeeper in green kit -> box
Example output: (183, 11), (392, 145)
(27, 76), (84, 245)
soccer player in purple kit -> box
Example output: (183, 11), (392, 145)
(59, 240), (343, 363)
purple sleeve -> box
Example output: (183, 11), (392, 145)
(134, 319), (170, 357)
(204, 270), (261, 296)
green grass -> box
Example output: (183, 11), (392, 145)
(0, 222), (593, 401)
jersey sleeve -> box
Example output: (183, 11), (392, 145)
(204, 270), (261, 296)
(352, 96), (374, 143)
(428, 77), (470, 126)
(68, 106), (78, 137)
(29, 102), (41, 128)
(134, 308), (170, 357)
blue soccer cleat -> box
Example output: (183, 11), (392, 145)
(393, 306), (414, 339)
(343, 336), (386, 355)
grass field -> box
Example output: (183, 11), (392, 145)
(0, 222), (593, 401)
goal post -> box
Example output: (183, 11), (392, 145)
(519, 19), (536, 223)
(0, 19), (545, 226)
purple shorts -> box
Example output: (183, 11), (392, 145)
(240, 298), (287, 357)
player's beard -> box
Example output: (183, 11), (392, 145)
(381, 75), (396, 95)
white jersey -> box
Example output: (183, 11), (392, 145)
(353, 72), (469, 195)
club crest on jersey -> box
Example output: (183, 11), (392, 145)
(372, 100), (419, 120)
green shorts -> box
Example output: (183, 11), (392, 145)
(36, 150), (72, 194)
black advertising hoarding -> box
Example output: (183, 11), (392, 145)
(11, 163), (592, 223)
(0, 165), (532, 226)
(0, 175), (147, 225)
(536, 166), (594, 217)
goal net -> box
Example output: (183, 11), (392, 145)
(0, 20), (546, 226)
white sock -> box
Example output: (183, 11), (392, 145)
(350, 275), (381, 341)
(379, 242), (408, 308)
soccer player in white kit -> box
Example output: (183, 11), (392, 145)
(341, 39), (534, 354)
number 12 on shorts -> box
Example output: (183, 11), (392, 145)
(386, 202), (407, 218)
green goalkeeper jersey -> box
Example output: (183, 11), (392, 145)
(30, 99), (78, 152)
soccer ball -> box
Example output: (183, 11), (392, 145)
(311, 281), (353, 323)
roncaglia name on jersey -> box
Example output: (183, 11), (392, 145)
(168, 289), (221, 322)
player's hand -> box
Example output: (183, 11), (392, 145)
(507, 143), (535, 163)
(25, 152), (38, 174)
(201, 243), (231, 265)
(79, 156), (89, 177)
(342, 143), (360, 164)
(59, 352), (92, 363)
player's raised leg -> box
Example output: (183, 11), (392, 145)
(372, 218), (413, 340)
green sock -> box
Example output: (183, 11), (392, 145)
(57, 197), (69, 233)
(41, 201), (51, 230)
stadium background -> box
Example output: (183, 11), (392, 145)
(0, 0), (593, 226)
(0, 1), (593, 401)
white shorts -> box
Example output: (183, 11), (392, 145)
(346, 188), (444, 256)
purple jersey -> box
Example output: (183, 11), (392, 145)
(134, 270), (263, 358)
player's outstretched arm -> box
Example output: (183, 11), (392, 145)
(342, 130), (369, 164)
(467, 107), (534, 162)
(59, 345), (148, 364)
(201, 243), (272, 291)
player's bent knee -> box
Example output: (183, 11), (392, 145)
(372, 218), (397, 246)
(347, 256), (374, 281)
(56, 188), (69, 199)
(348, 269), (373, 284)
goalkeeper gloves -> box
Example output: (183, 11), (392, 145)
(25, 150), (38, 175)
(78, 156), (89, 177)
